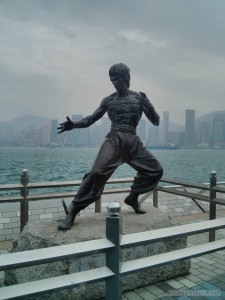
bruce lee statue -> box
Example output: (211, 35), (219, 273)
(57, 63), (163, 230)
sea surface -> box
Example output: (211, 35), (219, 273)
(1, 147), (225, 195)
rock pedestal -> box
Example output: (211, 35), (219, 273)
(5, 204), (191, 299)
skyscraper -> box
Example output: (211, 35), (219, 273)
(163, 111), (169, 145)
(72, 115), (83, 147)
(137, 119), (146, 142)
(185, 109), (195, 147)
(50, 119), (58, 143)
(212, 114), (225, 148)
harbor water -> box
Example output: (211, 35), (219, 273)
(1, 147), (225, 195)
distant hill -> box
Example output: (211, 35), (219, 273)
(0, 114), (51, 146)
(195, 110), (225, 126)
(0, 114), (51, 133)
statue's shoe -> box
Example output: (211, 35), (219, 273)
(124, 195), (146, 214)
(58, 213), (75, 231)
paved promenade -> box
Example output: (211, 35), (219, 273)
(1, 190), (224, 241)
(0, 192), (225, 299)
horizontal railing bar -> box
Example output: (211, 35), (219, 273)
(0, 188), (131, 203)
(0, 239), (113, 271)
(2, 177), (220, 192)
(213, 197), (225, 205)
(213, 186), (225, 193)
(121, 217), (225, 247)
(157, 186), (209, 202)
(0, 196), (23, 203)
(0, 267), (113, 300)
(121, 238), (225, 275)
(27, 177), (134, 189)
(0, 184), (21, 191)
(160, 177), (210, 190)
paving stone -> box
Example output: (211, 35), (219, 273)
(29, 215), (41, 221)
(213, 262), (225, 271)
(197, 273), (213, 281)
(199, 282), (221, 291)
(40, 213), (53, 220)
(146, 285), (166, 296)
(13, 228), (20, 234)
(166, 279), (184, 289)
(190, 269), (201, 276)
(1, 212), (17, 218)
(0, 218), (10, 224)
(212, 268), (225, 275)
(30, 209), (45, 215)
(184, 274), (202, 284)
(0, 234), (5, 241)
(0, 229), (12, 236)
(134, 288), (157, 300)
(5, 233), (19, 241)
(197, 256), (215, 264)
(161, 296), (177, 300)
(123, 291), (143, 300)
(178, 279), (196, 288)
(155, 282), (174, 293)
(44, 208), (59, 213)
(10, 217), (20, 222)
(3, 222), (19, 229)
(199, 268), (218, 278)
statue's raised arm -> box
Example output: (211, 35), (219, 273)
(57, 100), (107, 134)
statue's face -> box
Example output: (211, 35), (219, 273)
(110, 75), (128, 93)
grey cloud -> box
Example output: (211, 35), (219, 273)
(0, 0), (224, 124)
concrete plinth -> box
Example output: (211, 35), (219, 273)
(5, 204), (191, 299)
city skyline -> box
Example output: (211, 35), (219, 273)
(1, 1), (225, 125)
(1, 108), (225, 148)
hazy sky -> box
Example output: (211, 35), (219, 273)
(1, 0), (225, 125)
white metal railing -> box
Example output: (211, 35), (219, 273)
(0, 209), (225, 300)
(0, 170), (225, 235)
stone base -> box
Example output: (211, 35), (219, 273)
(5, 204), (191, 299)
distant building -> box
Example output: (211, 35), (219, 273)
(42, 125), (51, 146)
(101, 117), (111, 138)
(50, 119), (58, 143)
(212, 114), (225, 148)
(185, 109), (195, 147)
(163, 111), (169, 145)
(72, 115), (83, 147)
(198, 121), (210, 147)
(137, 119), (146, 142)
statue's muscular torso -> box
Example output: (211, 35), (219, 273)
(74, 90), (160, 134)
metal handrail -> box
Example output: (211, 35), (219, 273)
(0, 213), (225, 300)
(0, 170), (225, 233)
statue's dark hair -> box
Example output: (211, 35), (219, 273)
(109, 63), (130, 88)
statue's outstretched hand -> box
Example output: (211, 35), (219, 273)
(57, 116), (74, 134)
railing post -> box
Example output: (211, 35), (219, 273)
(95, 197), (102, 213)
(105, 201), (122, 300)
(20, 169), (29, 231)
(153, 188), (158, 208)
(209, 170), (217, 242)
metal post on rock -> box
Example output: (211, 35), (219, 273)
(105, 201), (122, 300)
(20, 169), (29, 231)
(209, 170), (217, 242)
(153, 188), (158, 208)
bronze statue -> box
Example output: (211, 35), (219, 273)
(58, 63), (163, 230)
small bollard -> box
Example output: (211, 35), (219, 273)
(20, 169), (29, 231)
(107, 201), (121, 216)
(106, 202), (122, 300)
